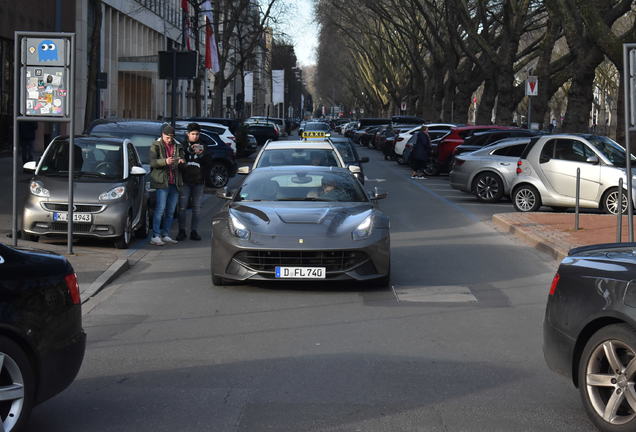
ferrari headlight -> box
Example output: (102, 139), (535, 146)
(30, 181), (50, 197)
(99, 186), (126, 201)
(352, 215), (373, 240)
(229, 213), (250, 239)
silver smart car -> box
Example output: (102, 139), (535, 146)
(22, 136), (148, 248)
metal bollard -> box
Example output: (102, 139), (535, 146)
(575, 168), (580, 230)
(618, 178), (624, 242)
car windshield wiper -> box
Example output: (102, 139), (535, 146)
(77, 172), (110, 178)
(276, 197), (331, 202)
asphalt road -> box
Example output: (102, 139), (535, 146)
(26, 136), (594, 431)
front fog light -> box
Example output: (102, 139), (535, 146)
(352, 215), (373, 240)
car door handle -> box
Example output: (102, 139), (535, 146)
(499, 162), (511, 166)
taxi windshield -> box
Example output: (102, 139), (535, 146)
(304, 122), (330, 131)
(39, 139), (123, 179)
(236, 170), (368, 202)
(257, 149), (340, 167)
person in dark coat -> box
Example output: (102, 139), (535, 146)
(176, 123), (212, 241)
(410, 125), (430, 179)
(19, 121), (37, 164)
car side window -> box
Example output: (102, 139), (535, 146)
(540, 140), (555, 163)
(554, 139), (588, 162)
(506, 144), (527, 157)
(127, 143), (140, 168)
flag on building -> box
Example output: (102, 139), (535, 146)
(201, 0), (220, 73)
(181, 0), (191, 50)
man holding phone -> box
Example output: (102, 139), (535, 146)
(176, 123), (212, 241)
(149, 124), (185, 245)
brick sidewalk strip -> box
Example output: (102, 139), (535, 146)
(493, 212), (633, 261)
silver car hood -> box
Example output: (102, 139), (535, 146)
(229, 201), (375, 239)
(35, 175), (124, 202)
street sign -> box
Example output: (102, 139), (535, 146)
(20, 37), (71, 117)
(158, 51), (198, 80)
(526, 76), (538, 96)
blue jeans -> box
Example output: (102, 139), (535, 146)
(178, 183), (204, 232)
(153, 185), (179, 237)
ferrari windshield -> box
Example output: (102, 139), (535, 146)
(236, 169), (368, 202)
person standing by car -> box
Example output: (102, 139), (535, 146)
(149, 124), (184, 245)
(410, 125), (430, 179)
(177, 123), (211, 241)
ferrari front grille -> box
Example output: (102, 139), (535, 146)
(233, 250), (368, 272)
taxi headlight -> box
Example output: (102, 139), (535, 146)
(229, 213), (250, 239)
(352, 215), (373, 240)
(30, 181), (50, 197)
(99, 186), (126, 201)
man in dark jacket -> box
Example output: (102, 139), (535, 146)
(177, 123), (212, 241)
(410, 125), (430, 179)
(149, 124), (185, 246)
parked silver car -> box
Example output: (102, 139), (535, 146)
(511, 134), (636, 214)
(22, 136), (148, 248)
(450, 137), (531, 202)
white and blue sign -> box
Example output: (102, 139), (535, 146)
(23, 37), (67, 67)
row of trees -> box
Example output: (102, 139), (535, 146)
(315, 0), (636, 138)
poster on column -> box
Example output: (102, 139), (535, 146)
(272, 70), (284, 105)
(244, 72), (253, 103)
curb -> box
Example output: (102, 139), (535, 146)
(80, 258), (129, 303)
(492, 214), (570, 261)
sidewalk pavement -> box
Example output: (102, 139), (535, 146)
(493, 212), (633, 261)
(0, 156), (142, 302)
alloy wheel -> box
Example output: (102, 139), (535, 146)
(0, 352), (26, 431)
(605, 190), (628, 215)
(475, 175), (500, 201)
(515, 188), (536, 211)
(585, 339), (636, 425)
(210, 164), (229, 188)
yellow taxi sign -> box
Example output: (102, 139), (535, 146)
(302, 131), (328, 139)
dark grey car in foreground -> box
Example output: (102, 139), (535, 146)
(211, 166), (390, 286)
(544, 242), (636, 431)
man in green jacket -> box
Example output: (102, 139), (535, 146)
(149, 124), (184, 245)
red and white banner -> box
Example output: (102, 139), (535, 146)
(181, 0), (191, 50)
(201, 0), (220, 73)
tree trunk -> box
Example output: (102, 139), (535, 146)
(476, 78), (497, 125)
(213, 75), (226, 117)
(84, 0), (102, 130)
(561, 50), (603, 132)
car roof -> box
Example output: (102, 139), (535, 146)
(452, 125), (513, 131)
(263, 141), (336, 150)
(55, 135), (127, 146)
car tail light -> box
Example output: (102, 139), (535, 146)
(229, 136), (236, 141)
(549, 273), (560, 296)
(396, 137), (403, 142)
(64, 273), (81, 304)
(516, 160), (523, 174)
(274, 129), (279, 137)
(454, 158), (465, 166)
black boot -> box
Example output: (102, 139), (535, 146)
(176, 230), (187, 241)
(190, 231), (201, 241)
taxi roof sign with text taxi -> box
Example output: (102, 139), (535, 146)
(302, 131), (330, 139)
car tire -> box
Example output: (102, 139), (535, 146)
(0, 336), (35, 432)
(472, 172), (504, 202)
(396, 155), (404, 165)
(512, 184), (542, 212)
(208, 162), (230, 189)
(114, 213), (132, 249)
(578, 324), (636, 432)
(134, 208), (150, 239)
(422, 160), (440, 176)
(602, 187), (629, 215)
(21, 232), (38, 242)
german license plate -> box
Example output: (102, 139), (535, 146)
(275, 267), (326, 279)
(53, 212), (92, 223)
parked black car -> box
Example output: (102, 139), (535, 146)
(544, 242), (636, 431)
(245, 122), (279, 145)
(453, 129), (540, 157)
(0, 242), (86, 431)
(328, 137), (369, 184)
(86, 120), (237, 188)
